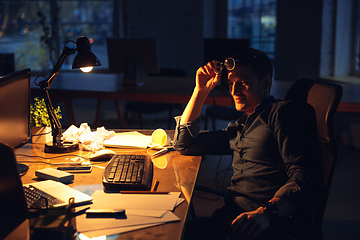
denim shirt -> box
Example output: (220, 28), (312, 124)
(173, 96), (322, 211)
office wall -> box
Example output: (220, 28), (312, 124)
(275, 0), (324, 81)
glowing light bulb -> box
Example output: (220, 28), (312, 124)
(80, 66), (93, 73)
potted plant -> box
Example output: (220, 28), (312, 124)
(30, 97), (62, 143)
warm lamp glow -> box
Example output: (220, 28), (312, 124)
(80, 66), (93, 72)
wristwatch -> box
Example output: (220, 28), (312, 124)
(262, 202), (279, 221)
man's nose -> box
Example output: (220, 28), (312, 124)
(230, 82), (243, 95)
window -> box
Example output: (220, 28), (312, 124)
(0, 0), (115, 73)
(354, 0), (360, 75)
(227, 0), (276, 60)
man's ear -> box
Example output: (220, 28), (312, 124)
(263, 75), (272, 90)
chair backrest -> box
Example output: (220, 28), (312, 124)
(284, 78), (343, 237)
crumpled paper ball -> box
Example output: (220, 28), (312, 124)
(62, 123), (115, 151)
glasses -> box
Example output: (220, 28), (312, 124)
(213, 55), (259, 74)
(213, 58), (237, 74)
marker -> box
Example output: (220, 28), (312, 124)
(120, 191), (169, 194)
(151, 148), (169, 158)
(86, 209), (125, 216)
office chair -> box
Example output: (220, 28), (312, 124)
(192, 78), (342, 240)
(284, 78), (342, 239)
(124, 68), (185, 129)
(0, 142), (29, 240)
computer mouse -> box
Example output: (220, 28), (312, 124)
(89, 149), (116, 161)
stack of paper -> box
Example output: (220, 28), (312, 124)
(76, 191), (182, 238)
(103, 131), (152, 148)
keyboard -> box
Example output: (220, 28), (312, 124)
(102, 154), (153, 191)
(23, 185), (65, 208)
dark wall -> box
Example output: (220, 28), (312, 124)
(275, 0), (324, 81)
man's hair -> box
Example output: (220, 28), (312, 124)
(231, 48), (273, 80)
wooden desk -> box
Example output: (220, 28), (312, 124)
(31, 73), (360, 128)
(17, 130), (201, 240)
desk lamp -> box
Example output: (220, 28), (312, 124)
(36, 36), (101, 153)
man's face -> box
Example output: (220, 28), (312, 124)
(228, 64), (270, 115)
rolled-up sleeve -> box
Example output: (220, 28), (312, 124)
(173, 116), (232, 156)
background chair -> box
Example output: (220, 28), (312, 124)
(192, 78), (343, 240)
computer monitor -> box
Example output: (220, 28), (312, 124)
(106, 38), (159, 85)
(0, 68), (31, 149)
(204, 38), (250, 88)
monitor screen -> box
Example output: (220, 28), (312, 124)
(106, 38), (159, 75)
(0, 68), (30, 149)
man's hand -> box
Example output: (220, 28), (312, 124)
(229, 207), (270, 240)
(195, 61), (221, 92)
(180, 61), (221, 124)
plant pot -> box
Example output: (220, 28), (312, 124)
(32, 126), (52, 144)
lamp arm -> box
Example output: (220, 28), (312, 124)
(41, 87), (62, 145)
(38, 45), (77, 146)
(41, 46), (77, 89)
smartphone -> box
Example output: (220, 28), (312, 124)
(57, 166), (92, 173)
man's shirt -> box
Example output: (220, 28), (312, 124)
(173, 96), (323, 211)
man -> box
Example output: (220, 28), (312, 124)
(173, 48), (323, 240)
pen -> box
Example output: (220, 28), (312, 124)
(151, 148), (169, 158)
(151, 179), (159, 191)
(120, 191), (169, 194)
(50, 162), (82, 166)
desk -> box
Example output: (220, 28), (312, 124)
(17, 129), (201, 240)
(31, 73), (360, 128)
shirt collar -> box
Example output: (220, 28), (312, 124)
(237, 96), (276, 125)
(255, 96), (276, 112)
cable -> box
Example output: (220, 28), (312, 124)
(15, 153), (105, 167)
(16, 153), (88, 160)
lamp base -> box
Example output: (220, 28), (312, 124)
(44, 141), (79, 153)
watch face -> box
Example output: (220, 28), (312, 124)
(264, 202), (279, 221)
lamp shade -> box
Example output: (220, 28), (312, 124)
(72, 36), (101, 69)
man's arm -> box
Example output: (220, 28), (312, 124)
(180, 61), (221, 125)
(229, 197), (296, 240)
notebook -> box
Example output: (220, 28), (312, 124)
(23, 180), (93, 208)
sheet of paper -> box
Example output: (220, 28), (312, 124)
(103, 131), (152, 148)
(78, 211), (180, 237)
(77, 210), (180, 233)
(126, 209), (167, 218)
(76, 189), (182, 235)
(89, 190), (181, 212)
